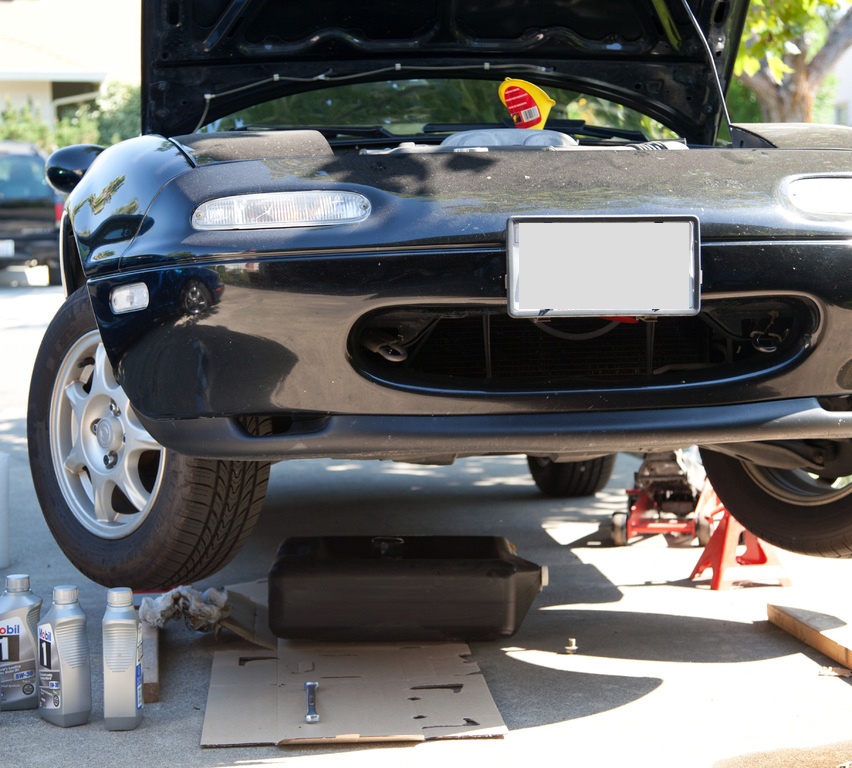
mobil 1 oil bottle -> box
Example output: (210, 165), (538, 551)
(102, 587), (143, 730)
(37, 585), (91, 726)
(0, 574), (42, 710)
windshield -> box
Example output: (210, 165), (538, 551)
(0, 153), (52, 203)
(201, 79), (679, 142)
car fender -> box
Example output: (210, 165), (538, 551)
(64, 134), (193, 277)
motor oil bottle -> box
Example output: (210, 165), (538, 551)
(37, 585), (91, 726)
(0, 574), (42, 710)
(102, 587), (143, 730)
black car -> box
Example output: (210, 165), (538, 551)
(0, 141), (61, 284)
(26, 0), (852, 589)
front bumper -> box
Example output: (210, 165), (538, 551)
(89, 236), (852, 417)
(78, 143), (852, 462)
(137, 397), (852, 461)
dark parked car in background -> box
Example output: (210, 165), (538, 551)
(0, 141), (61, 284)
(25, 0), (852, 590)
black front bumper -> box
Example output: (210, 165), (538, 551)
(138, 397), (852, 461)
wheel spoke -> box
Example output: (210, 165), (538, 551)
(111, 455), (151, 512)
(62, 380), (89, 427)
(91, 473), (119, 524)
(123, 418), (163, 454)
(88, 343), (121, 400)
(62, 440), (87, 475)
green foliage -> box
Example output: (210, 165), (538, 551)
(0, 101), (53, 148)
(54, 108), (100, 148)
(207, 78), (674, 139)
(725, 78), (764, 122)
(735, 0), (840, 84)
(0, 82), (140, 152)
(813, 71), (840, 123)
(95, 82), (141, 145)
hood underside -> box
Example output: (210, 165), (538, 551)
(142, 0), (748, 143)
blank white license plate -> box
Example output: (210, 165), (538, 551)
(507, 216), (700, 317)
(0, 240), (13, 257)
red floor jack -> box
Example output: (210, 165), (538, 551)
(611, 449), (714, 547)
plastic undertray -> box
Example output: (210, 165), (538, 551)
(268, 535), (545, 641)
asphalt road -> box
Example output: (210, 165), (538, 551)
(4, 271), (852, 768)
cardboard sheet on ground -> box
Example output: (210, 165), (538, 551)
(203, 580), (507, 746)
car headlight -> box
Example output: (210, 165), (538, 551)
(191, 191), (371, 230)
(787, 177), (852, 216)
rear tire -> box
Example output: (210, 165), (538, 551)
(27, 288), (270, 589)
(700, 447), (852, 557)
(527, 455), (616, 498)
(47, 261), (62, 286)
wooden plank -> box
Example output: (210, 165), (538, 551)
(142, 622), (160, 703)
(767, 604), (852, 668)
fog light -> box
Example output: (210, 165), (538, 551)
(110, 283), (149, 314)
(191, 191), (371, 230)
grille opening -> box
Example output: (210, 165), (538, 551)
(350, 298), (816, 392)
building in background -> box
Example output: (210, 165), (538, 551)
(835, 47), (852, 125)
(0, 0), (140, 123)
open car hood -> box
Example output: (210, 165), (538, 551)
(142, 0), (748, 143)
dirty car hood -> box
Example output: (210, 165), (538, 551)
(142, 0), (749, 142)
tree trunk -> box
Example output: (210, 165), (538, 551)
(738, 59), (812, 123)
(735, 8), (852, 124)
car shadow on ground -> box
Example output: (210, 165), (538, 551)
(211, 456), (819, 732)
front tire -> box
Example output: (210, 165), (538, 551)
(700, 447), (852, 557)
(27, 288), (270, 589)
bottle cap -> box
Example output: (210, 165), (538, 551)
(53, 585), (78, 604)
(4, 574), (30, 592)
(107, 587), (134, 607)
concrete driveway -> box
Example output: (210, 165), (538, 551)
(3, 275), (852, 768)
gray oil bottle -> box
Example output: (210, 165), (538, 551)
(37, 585), (91, 726)
(102, 587), (143, 730)
(0, 574), (42, 710)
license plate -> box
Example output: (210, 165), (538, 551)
(0, 240), (13, 257)
(507, 216), (700, 317)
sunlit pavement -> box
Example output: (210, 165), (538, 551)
(3, 278), (852, 768)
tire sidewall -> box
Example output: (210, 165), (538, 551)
(700, 447), (852, 556)
(27, 288), (184, 586)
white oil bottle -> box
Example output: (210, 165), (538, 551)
(0, 574), (42, 710)
(102, 587), (143, 730)
(37, 585), (91, 726)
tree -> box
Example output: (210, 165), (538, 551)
(95, 82), (141, 145)
(735, 0), (852, 122)
(0, 83), (140, 152)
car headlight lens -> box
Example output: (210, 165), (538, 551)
(191, 191), (371, 230)
(787, 177), (852, 216)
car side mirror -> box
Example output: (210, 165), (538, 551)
(46, 144), (106, 195)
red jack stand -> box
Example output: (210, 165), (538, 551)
(689, 484), (791, 590)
